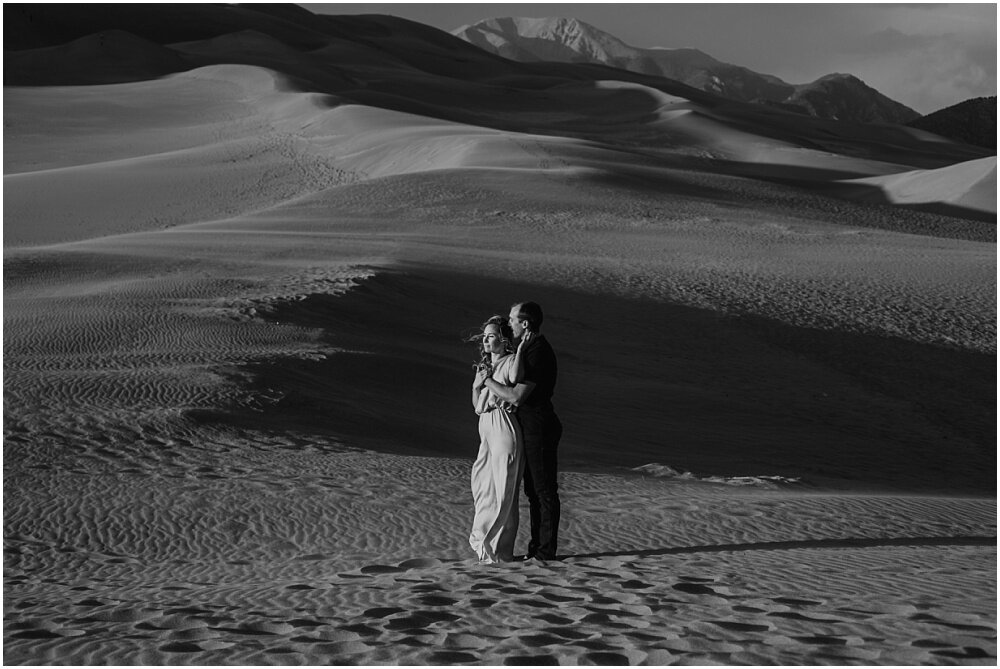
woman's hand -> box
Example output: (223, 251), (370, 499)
(473, 367), (490, 391)
(518, 330), (533, 349)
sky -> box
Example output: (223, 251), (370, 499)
(300, 3), (997, 114)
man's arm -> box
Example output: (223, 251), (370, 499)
(483, 377), (535, 407)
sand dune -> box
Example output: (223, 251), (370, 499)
(4, 5), (996, 666)
(840, 156), (997, 215)
(3, 29), (191, 86)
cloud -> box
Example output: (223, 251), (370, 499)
(838, 24), (996, 113)
(856, 27), (937, 52)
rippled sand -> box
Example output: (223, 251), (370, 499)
(5, 445), (996, 665)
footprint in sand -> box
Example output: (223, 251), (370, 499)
(930, 647), (994, 660)
(514, 598), (557, 609)
(8, 622), (86, 640)
(137, 614), (208, 632)
(398, 558), (443, 569)
(360, 564), (404, 575)
(417, 594), (458, 606)
(517, 632), (566, 648)
(442, 633), (491, 650)
(910, 612), (997, 632)
(170, 628), (220, 641)
(89, 606), (162, 623)
(709, 620), (773, 633)
(620, 579), (654, 590)
(429, 651), (479, 663)
(503, 654), (560, 665)
(363, 607), (405, 619)
(237, 620), (295, 635)
(774, 596), (823, 606)
(159, 642), (207, 653)
(384, 611), (461, 630)
(164, 606), (215, 616)
(793, 635), (849, 645)
(412, 583), (450, 593)
(768, 610), (842, 622)
(469, 598), (494, 609)
(672, 582), (719, 595)
(338, 623), (382, 637)
(583, 651), (631, 664)
(540, 591), (580, 603)
(534, 613), (576, 625)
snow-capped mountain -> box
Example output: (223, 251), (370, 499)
(453, 17), (920, 125)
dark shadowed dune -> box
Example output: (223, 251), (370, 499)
(208, 265), (995, 494)
(3, 3), (334, 50)
(4, 29), (192, 85)
(907, 96), (997, 151)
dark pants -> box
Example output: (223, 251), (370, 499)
(520, 407), (562, 560)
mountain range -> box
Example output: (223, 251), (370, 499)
(3, 3), (992, 179)
(453, 17), (921, 125)
(906, 96), (997, 150)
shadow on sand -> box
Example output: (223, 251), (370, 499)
(565, 535), (998, 562)
(205, 263), (995, 495)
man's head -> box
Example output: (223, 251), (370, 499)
(508, 301), (543, 339)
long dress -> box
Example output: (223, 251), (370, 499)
(469, 354), (524, 563)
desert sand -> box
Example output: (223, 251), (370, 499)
(4, 6), (996, 666)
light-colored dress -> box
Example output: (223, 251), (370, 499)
(469, 354), (524, 563)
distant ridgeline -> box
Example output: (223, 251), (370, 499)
(454, 17), (925, 126)
(5, 3), (993, 152)
(906, 97), (997, 151)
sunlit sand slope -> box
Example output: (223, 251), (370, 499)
(840, 156), (997, 215)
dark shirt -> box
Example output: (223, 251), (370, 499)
(521, 333), (557, 412)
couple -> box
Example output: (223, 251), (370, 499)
(469, 301), (563, 564)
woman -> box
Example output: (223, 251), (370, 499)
(469, 315), (529, 563)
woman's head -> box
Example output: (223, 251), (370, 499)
(480, 315), (514, 355)
(469, 315), (514, 369)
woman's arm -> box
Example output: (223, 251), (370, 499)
(487, 332), (538, 407)
(509, 332), (530, 384)
(472, 367), (489, 411)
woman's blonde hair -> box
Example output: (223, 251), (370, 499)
(469, 314), (514, 372)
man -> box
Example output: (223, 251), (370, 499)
(482, 301), (562, 561)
